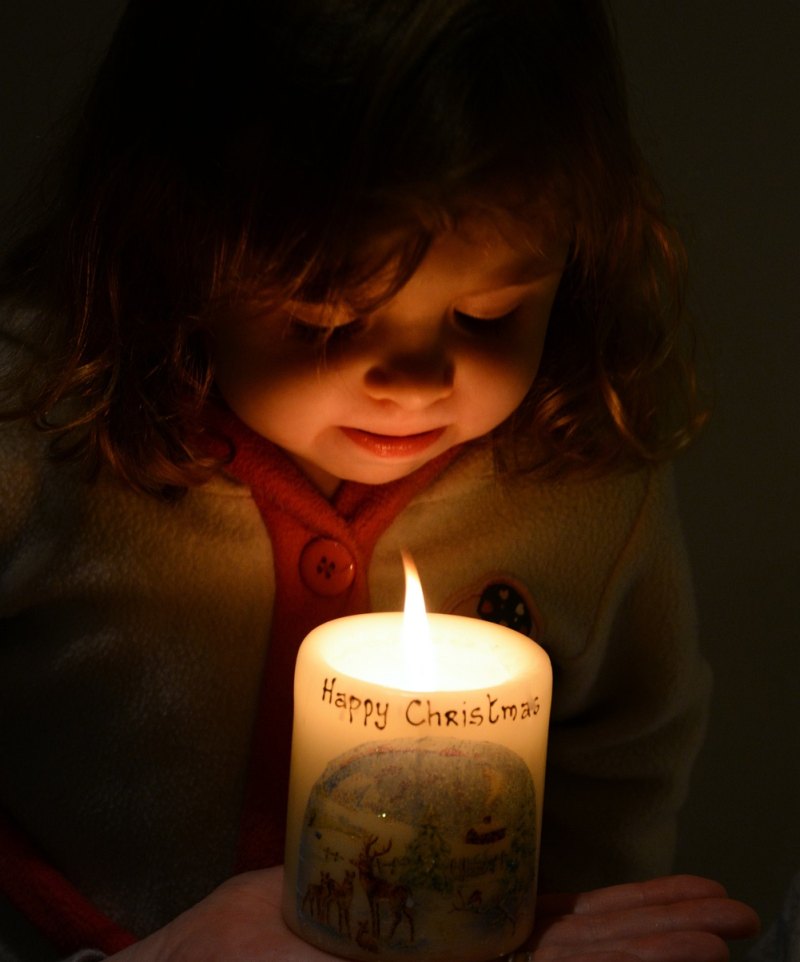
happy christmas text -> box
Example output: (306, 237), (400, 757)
(321, 676), (541, 732)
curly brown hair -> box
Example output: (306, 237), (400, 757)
(1, 0), (706, 497)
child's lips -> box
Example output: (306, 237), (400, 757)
(340, 426), (447, 458)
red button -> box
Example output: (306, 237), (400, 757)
(299, 538), (356, 596)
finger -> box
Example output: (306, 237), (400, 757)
(537, 877), (729, 919)
(528, 930), (731, 962)
(533, 897), (760, 946)
(527, 948), (639, 962)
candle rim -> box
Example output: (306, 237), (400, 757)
(299, 611), (552, 694)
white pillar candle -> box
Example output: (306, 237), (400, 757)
(282, 557), (552, 962)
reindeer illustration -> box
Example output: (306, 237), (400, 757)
(301, 871), (331, 921)
(355, 919), (380, 953)
(452, 887), (483, 913)
(351, 836), (414, 943)
(332, 870), (355, 937)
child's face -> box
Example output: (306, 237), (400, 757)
(212, 218), (567, 496)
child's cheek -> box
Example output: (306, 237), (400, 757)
(463, 318), (548, 385)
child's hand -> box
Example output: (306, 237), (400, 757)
(110, 865), (338, 962)
(521, 874), (760, 962)
(110, 870), (758, 962)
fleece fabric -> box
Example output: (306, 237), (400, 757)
(0, 328), (711, 958)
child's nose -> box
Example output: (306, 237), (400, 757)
(363, 345), (454, 409)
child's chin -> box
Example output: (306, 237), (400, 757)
(343, 457), (439, 487)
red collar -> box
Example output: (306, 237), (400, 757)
(211, 408), (464, 870)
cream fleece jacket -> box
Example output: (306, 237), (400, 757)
(0, 328), (711, 946)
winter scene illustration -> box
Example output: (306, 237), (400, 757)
(295, 736), (538, 961)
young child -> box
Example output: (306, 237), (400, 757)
(0, 0), (759, 960)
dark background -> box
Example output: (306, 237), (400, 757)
(607, 4), (800, 954)
(1, 2), (798, 959)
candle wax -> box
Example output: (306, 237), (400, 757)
(283, 612), (552, 962)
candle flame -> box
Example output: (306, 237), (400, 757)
(401, 551), (437, 690)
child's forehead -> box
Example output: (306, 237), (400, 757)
(287, 211), (567, 320)
(438, 210), (568, 265)
(275, 195), (570, 314)
(371, 210), (567, 289)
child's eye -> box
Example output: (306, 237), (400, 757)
(288, 317), (365, 344)
(453, 308), (517, 333)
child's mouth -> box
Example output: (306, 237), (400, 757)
(340, 427), (446, 458)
